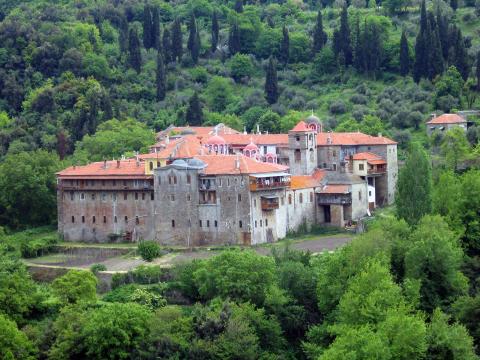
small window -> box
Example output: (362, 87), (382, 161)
(254, 199), (256, 207)
(70, 192), (74, 200)
(214, 220), (218, 227)
(187, 174), (191, 184)
(207, 220), (210, 227)
(369, 191), (372, 196)
(358, 191), (362, 201)
(102, 180), (106, 186)
(299, 193), (303, 203)
(103, 216), (107, 224)
(135, 193), (138, 200)
(239, 220), (243, 228)
(265, 219), (268, 226)
(333, 150), (337, 157)
(238, 194), (242, 202)
(260, 220), (263, 227)
(310, 192), (314, 202)
(113, 180), (116, 186)
(142, 193), (145, 200)
(113, 193), (117, 201)
(123, 180), (127, 186)
(168, 176), (172, 185)
(281, 197), (284, 205)
(288, 194), (292, 205)
(359, 164), (364, 171)
(157, 161), (161, 167)
(92, 216), (96, 224)
(114, 216), (117, 223)
(125, 216), (128, 223)
(227, 178), (230, 186)
(296, 136), (300, 141)
(199, 220), (202, 227)
(102, 193), (107, 201)
(255, 220), (257, 228)
(151, 192), (154, 200)
(149, 162), (153, 171)
(332, 163), (337, 171)
(91, 193), (96, 200)
(82, 216), (85, 223)
(218, 178), (222, 187)
(174, 176), (177, 184)
(171, 194), (175, 201)
(294, 149), (301, 162)
(135, 216), (139, 225)
(171, 220), (175, 227)
(71, 216), (75, 223)
(124, 192), (128, 200)
(187, 194), (191, 201)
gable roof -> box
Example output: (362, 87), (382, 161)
(317, 132), (396, 146)
(195, 155), (289, 175)
(157, 125), (240, 140)
(57, 159), (149, 179)
(290, 174), (325, 190)
(427, 114), (466, 125)
(219, 133), (289, 146)
(290, 121), (311, 132)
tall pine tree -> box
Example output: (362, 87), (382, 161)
(450, 27), (469, 80)
(436, 6), (449, 60)
(128, 27), (142, 73)
(171, 19), (183, 62)
(152, 6), (161, 51)
(211, 11), (219, 52)
(400, 30), (410, 76)
(188, 14), (201, 64)
(396, 142), (432, 225)
(143, 5), (153, 49)
(353, 18), (364, 72)
(413, 0), (429, 82)
(186, 92), (203, 125)
(333, 5), (352, 65)
(279, 25), (289, 66)
(312, 10), (327, 55)
(119, 16), (129, 55)
(228, 22), (241, 56)
(156, 52), (166, 101)
(427, 18), (444, 80)
(162, 28), (172, 63)
(264, 56), (279, 104)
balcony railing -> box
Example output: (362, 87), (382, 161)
(367, 166), (386, 175)
(250, 180), (291, 191)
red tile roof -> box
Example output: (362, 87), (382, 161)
(427, 114), (466, 124)
(317, 132), (396, 146)
(220, 134), (289, 146)
(351, 152), (383, 161)
(158, 125), (240, 139)
(318, 184), (350, 194)
(144, 136), (202, 159)
(57, 159), (149, 179)
(195, 155), (289, 175)
(290, 121), (311, 132)
(290, 175), (323, 190)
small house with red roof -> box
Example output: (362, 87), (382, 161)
(426, 113), (467, 135)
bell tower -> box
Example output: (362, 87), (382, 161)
(288, 121), (317, 175)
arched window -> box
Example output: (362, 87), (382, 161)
(149, 162), (153, 171)
(299, 193), (303, 203)
(288, 194), (292, 205)
(71, 216), (75, 223)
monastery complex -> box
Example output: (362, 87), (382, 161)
(56, 115), (398, 246)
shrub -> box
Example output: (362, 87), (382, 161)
(90, 263), (107, 274)
(20, 235), (58, 258)
(329, 100), (347, 115)
(350, 94), (368, 105)
(138, 240), (161, 262)
(228, 54), (254, 83)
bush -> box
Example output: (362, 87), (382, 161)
(329, 100), (347, 115)
(90, 263), (107, 274)
(111, 265), (164, 289)
(138, 241), (161, 262)
(228, 54), (254, 83)
(20, 235), (58, 258)
(350, 94), (368, 105)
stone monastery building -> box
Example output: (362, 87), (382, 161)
(57, 116), (398, 245)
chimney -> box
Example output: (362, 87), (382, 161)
(378, 132), (382, 137)
(243, 126), (247, 135)
(103, 160), (107, 169)
(256, 124), (260, 134)
(135, 153), (140, 167)
(166, 135), (170, 144)
(117, 160), (121, 168)
(235, 154), (240, 170)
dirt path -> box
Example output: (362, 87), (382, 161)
(27, 235), (353, 272)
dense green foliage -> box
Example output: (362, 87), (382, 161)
(137, 240), (162, 262)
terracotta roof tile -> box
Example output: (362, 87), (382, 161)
(351, 152), (384, 161)
(57, 160), (149, 178)
(426, 114), (466, 124)
(220, 134), (289, 146)
(317, 132), (396, 145)
(290, 175), (323, 190)
(157, 125), (240, 139)
(318, 184), (350, 194)
(290, 121), (311, 132)
(195, 155), (289, 175)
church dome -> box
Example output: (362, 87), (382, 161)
(206, 135), (226, 145)
(244, 141), (259, 152)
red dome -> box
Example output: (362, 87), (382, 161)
(244, 142), (259, 151)
(207, 135), (226, 145)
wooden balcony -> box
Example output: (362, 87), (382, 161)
(367, 165), (386, 175)
(261, 197), (279, 211)
(249, 180), (291, 191)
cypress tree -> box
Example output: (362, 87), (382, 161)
(420, 0), (427, 33)
(413, 0), (428, 82)
(264, 56), (278, 104)
(452, 28), (469, 80)
(312, 10), (327, 55)
(162, 28), (172, 63)
(234, 0), (244, 13)
(367, 22), (381, 78)
(187, 14), (201, 64)
(156, 52), (166, 101)
(396, 142), (432, 225)
(143, 5), (153, 49)
(171, 19), (183, 62)
(436, 7), (449, 60)
(119, 16), (129, 54)
(450, 0), (458, 11)
(334, 5), (352, 65)
(228, 22), (241, 56)
(279, 25), (289, 66)
(128, 27), (142, 73)
(400, 30), (410, 76)
(476, 51), (480, 90)
(353, 18), (364, 72)
(427, 19), (444, 80)
(152, 6), (161, 51)
(211, 11), (219, 52)
(186, 92), (203, 125)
